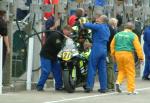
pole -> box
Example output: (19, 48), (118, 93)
(26, 37), (34, 91)
(0, 36), (3, 94)
(140, 35), (145, 78)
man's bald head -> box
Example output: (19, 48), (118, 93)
(96, 15), (108, 23)
(100, 15), (109, 23)
(124, 22), (135, 30)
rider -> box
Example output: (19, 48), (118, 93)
(0, 10), (10, 66)
(61, 26), (75, 51)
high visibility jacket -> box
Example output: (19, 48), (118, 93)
(114, 31), (135, 52)
(111, 29), (144, 60)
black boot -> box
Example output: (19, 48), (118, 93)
(84, 88), (92, 93)
(142, 77), (150, 80)
(115, 84), (122, 93)
(98, 89), (108, 93)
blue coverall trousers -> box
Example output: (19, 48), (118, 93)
(86, 43), (107, 90)
(143, 56), (150, 78)
(37, 57), (63, 89)
(143, 44), (150, 78)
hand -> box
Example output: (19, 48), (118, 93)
(139, 59), (144, 65)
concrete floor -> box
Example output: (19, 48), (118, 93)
(0, 78), (150, 103)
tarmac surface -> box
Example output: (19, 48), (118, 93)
(0, 78), (150, 103)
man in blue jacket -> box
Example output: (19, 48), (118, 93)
(143, 26), (150, 80)
(83, 15), (110, 93)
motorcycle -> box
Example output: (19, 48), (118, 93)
(58, 17), (91, 93)
(58, 48), (90, 93)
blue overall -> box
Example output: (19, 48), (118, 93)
(143, 26), (150, 78)
(83, 23), (110, 90)
(37, 57), (63, 89)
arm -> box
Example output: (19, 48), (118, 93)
(4, 35), (10, 54)
(83, 22), (99, 30)
(110, 38), (115, 56)
(110, 38), (116, 62)
(133, 35), (144, 61)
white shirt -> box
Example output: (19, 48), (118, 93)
(62, 36), (76, 50)
(58, 36), (76, 57)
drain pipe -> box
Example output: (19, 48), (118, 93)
(140, 34), (145, 78)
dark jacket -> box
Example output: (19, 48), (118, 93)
(0, 17), (7, 66)
(40, 31), (65, 60)
(107, 25), (117, 52)
(0, 17), (7, 36)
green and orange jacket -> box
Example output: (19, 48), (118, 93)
(110, 29), (144, 60)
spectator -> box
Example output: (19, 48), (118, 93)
(43, 0), (54, 20)
(16, 0), (30, 20)
(116, 13), (122, 27)
(107, 18), (118, 91)
(0, 10), (10, 66)
(142, 25), (150, 80)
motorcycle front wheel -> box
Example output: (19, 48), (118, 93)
(63, 70), (75, 93)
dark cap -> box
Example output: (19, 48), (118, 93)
(45, 16), (55, 30)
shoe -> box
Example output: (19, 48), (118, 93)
(84, 88), (92, 93)
(55, 87), (64, 91)
(98, 89), (108, 93)
(108, 88), (115, 92)
(142, 77), (150, 80)
(36, 86), (44, 91)
(83, 85), (86, 90)
(127, 91), (138, 95)
(115, 84), (122, 93)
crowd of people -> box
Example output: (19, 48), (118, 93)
(0, 6), (150, 95)
(35, 7), (150, 95)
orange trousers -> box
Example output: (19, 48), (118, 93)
(115, 51), (136, 92)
